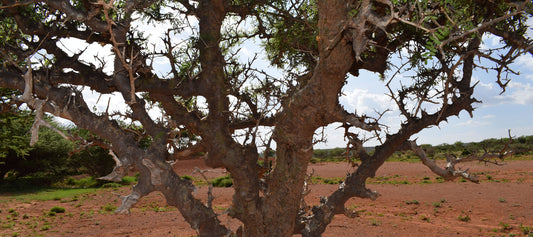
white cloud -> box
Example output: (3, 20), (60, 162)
(340, 88), (393, 115)
(472, 76), (533, 107)
(456, 119), (491, 127)
(480, 33), (501, 50)
(499, 81), (533, 105)
(516, 54), (533, 70)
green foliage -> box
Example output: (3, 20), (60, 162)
(101, 203), (116, 213)
(3, 187), (99, 202)
(69, 146), (115, 178)
(405, 200), (419, 205)
(260, 0), (318, 69)
(49, 206), (65, 214)
(1, 123), (74, 185)
(0, 88), (32, 165)
(180, 175), (193, 181)
(519, 224), (533, 236)
(101, 182), (121, 188)
(457, 214), (470, 222)
(120, 176), (138, 185)
(312, 135), (533, 163)
(211, 175), (233, 187)
(1, 87), (116, 184)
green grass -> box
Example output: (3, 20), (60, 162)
(311, 150), (533, 164)
(120, 176), (137, 185)
(457, 214), (471, 222)
(1, 188), (99, 202)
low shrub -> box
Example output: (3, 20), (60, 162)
(212, 175), (233, 187)
(50, 206), (66, 213)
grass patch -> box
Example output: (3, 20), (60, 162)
(405, 200), (419, 205)
(101, 203), (116, 213)
(1, 188), (99, 202)
(499, 222), (512, 232)
(457, 214), (470, 222)
(120, 176), (137, 185)
(180, 175), (193, 181)
(63, 176), (100, 188)
(101, 182), (121, 188)
(519, 224), (533, 235)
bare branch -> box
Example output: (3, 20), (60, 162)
(405, 137), (516, 183)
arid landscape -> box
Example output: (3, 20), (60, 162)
(1, 159), (533, 237)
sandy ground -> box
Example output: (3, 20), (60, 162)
(1, 159), (532, 236)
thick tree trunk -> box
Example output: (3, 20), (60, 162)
(255, 1), (355, 235)
(260, 133), (314, 236)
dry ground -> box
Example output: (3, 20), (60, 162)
(1, 159), (533, 236)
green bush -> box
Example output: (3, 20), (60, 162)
(68, 145), (115, 177)
(50, 206), (65, 213)
(212, 175), (233, 187)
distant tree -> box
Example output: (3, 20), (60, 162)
(0, 0), (532, 236)
(0, 88), (33, 181)
(69, 144), (115, 178)
(1, 87), (111, 183)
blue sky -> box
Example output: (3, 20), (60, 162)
(316, 61), (533, 148)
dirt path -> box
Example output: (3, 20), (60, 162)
(1, 160), (532, 236)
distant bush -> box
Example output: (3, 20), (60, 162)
(50, 206), (66, 213)
(212, 175), (233, 187)
(62, 176), (100, 188)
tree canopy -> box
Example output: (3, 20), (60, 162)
(0, 0), (532, 236)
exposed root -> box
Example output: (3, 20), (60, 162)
(115, 191), (141, 215)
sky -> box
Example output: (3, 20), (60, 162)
(316, 60), (533, 148)
(50, 12), (533, 150)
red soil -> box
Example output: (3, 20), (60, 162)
(1, 160), (532, 236)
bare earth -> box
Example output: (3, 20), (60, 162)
(1, 160), (533, 237)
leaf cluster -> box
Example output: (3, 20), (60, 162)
(259, 0), (318, 70)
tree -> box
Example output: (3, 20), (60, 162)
(0, 0), (531, 236)
(1, 91), (73, 183)
(0, 88), (33, 180)
(1, 87), (112, 184)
